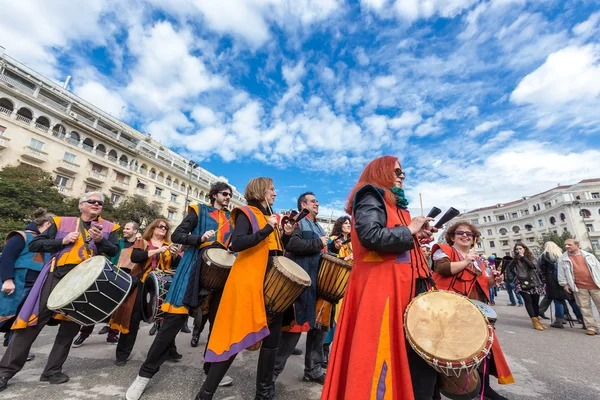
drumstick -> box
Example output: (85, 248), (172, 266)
(419, 193), (424, 216)
(214, 219), (231, 234)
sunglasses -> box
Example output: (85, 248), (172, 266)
(454, 230), (474, 237)
(394, 168), (405, 178)
(219, 191), (232, 198)
(156, 224), (169, 230)
(84, 200), (104, 206)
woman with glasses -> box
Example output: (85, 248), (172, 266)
(505, 243), (546, 331)
(431, 221), (513, 400)
(111, 219), (180, 367)
(322, 156), (439, 400)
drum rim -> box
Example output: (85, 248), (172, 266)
(141, 271), (161, 323)
(471, 299), (498, 320)
(320, 253), (352, 268)
(47, 256), (111, 309)
(272, 256), (311, 286)
(404, 290), (492, 366)
(203, 247), (236, 268)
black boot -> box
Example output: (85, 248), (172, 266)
(191, 323), (202, 347)
(195, 389), (214, 400)
(480, 370), (508, 400)
(551, 317), (565, 328)
(322, 343), (330, 369)
(181, 317), (191, 333)
(255, 347), (278, 400)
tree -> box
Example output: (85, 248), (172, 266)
(110, 195), (165, 229)
(536, 230), (574, 250)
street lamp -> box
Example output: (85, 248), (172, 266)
(184, 160), (199, 214)
(573, 200), (595, 253)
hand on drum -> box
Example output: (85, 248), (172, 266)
(267, 215), (278, 228)
(408, 216), (436, 237)
(62, 231), (80, 245)
(201, 230), (215, 242)
(1, 279), (15, 295)
(344, 254), (353, 262)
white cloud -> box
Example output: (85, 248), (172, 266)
(355, 47), (370, 66)
(414, 119), (441, 137)
(511, 44), (600, 107)
(467, 120), (502, 137)
(389, 111), (423, 128)
(480, 129), (515, 151)
(360, 0), (388, 12)
(393, 0), (478, 22)
(191, 106), (219, 126)
(573, 12), (600, 38)
(282, 60), (306, 85)
(374, 75), (397, 88)
(73, 81), (127, 118)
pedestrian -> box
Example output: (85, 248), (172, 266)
(502, 255), (524, 307)
(558, 239), (600, 336)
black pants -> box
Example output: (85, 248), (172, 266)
(116, 289), (145, 362)
(538, 295), (552, 315)
(201, 313), (283, 393)
(521, 292), (540, 318)
(79, 323), (118, 339)
(273, 327), (326, 380)
(139, 313), (187, 378)
(0, 273), (81, 379)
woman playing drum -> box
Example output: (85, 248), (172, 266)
(197, 177), (284, 400)
(431, 221), (514, 400)
(111, 219), (180, 367)
(322, 156), (438, 400)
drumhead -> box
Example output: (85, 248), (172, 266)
(405, 291), (489, 363)
(274, 257), (311, 286)
(141, 272), (160, 323)
(47, 256), (107, 309)
(321, 253), (351, 267)
(205, 248), (236, 268)
(471, 300), (497, 321)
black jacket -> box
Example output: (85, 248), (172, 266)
(538, 253), (572, 301)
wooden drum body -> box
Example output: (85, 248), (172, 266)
(47, 256), (132, 326)
(200, 248), (236, 291)
(263, 256), (311, 314)
(317, 253), (352, 303)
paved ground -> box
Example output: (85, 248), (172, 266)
(1, 291), (599, 400)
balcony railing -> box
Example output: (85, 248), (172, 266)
(66, 138), (80, 146)
(74, 113), (95, 127)
(22, 146), (48, 162)
(135, 188), (149, 196)
(112, 181), (130, 189)
(82, 144), (94, 152)
(87, 170), (107, 182)
(96, 124), (119, 139)
(35, 122), (50, 132)
(0, 73), (36, 95)
(0, 106), (12, 116)
(38, 93), (68, 112)
(0, 136), (9, 149)
(57, 186), (73, 194)
(16, 114), (32, 124)
(58, 160), (80, 172)
(119, 136), (136, 148)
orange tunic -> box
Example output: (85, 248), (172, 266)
(431, 244), (514, 385)
(322, 187), (431, 400)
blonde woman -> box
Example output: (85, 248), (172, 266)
(538, 242), (583, 328)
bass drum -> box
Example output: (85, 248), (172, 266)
(47, 256), (132, 326)
(141, 271), (173, 323)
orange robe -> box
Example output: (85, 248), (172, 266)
(431, 244), (515, 385)
(322, 186), (431, 400)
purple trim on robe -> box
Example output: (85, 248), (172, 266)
(396, 251), (411, 263)
(204, 326), (270, 363)
(376, 360), (389, 400)
(239, 206), (261, 234)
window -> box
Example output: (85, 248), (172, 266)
(527, 237), (535, 243)
(511, 213), (518, 218)
(470, 219), (479, 225)
(560, 213), (566, 222)
(525, 224), (533, 231)
(501, 240), (509, 246)
(592, 240), (599, 250)
(497, 215), (506, 221)
(167, 210), (175, 219)
(512, 226), (520, 233)
(592, 193), (600, 199)
(477, 242), (482, 249)
(111, 193), (121, 204)
(523, 209), (529, 215)
(116, 172), (127, 183)
(487, 229), (493, 236)
(155, 187), (163, 196)
(515, 239), (522, 243)
(538, 219), (543, 227)
(63, 152), (76, 163)
(550, 216), (556, 225)
(55, 175), (69, 187)
(170, 193), (177, 202)
(489, 241), (495, 248)
(586, 224), (595, 232)
(136, 180), (146, 189)
(85, 185), (98, 193)
(580, 209), (592, 218)
(185, 199), (191, 208)
(499, 228), (508, 235)
(91, 162), (103, 173)
(0, 125), (6, 135)
(29, 138), (45, 150)
(505, 252), (511, 257)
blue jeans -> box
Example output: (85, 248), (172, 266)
(489, 288), (495, 303)
(505, 282), (523, 305)
(554, 299), (583, 320)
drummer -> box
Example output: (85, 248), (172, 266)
(125, 182), (234, 400)
(111, 219), (180, 367)
(0, 192), (119, 393)
(431, 221), (514, 400)
(195, 176), (284, 399)
(321, 156), (438, 400)
(273, 192), (328, 388)
(322, 216), (353, 367)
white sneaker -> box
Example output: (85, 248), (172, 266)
(219, 375), (234, 387)
(126, 376), (150, 400)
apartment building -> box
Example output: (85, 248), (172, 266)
(0, 48), (244, 223)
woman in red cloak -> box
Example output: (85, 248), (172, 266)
(321, 156), (438, 400)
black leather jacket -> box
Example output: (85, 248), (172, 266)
(354, 188), (414, 253)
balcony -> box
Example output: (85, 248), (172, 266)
(56, 186), (73, 195)
(111, 180), (130, 192)
(0, 73), (36, 95)
(135, 187), (149, 197)
(86, 170), (108, 184)
(119, 136), (136, 148)
(37, 93), (69, 112)
(21, 146), (48, 163)
(96, 124), (119, 139)
(73, 113), (95, 128)
(56, 160), (80, 175)
(15, 114), (32, 125)
(0, 106), (12, 116)
(0, 135), (9, 150)
(152, 194), (165, 203)
(35, 122), (50, 132)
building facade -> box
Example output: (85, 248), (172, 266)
(0, 49), (244, 224)
(458, 180), (600, 257)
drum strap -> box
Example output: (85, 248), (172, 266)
(78, 218), (92, 259)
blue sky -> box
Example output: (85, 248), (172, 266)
(3, 0), (600, 216)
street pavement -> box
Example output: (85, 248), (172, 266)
(0, 291), (598, 400)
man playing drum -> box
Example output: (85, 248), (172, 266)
(0, 192), (119, 392)
(431, 221), (514, 400)
(273, 191), (328, 387)
(126, 182), (234, 400)
(72, 221), (139, 347)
